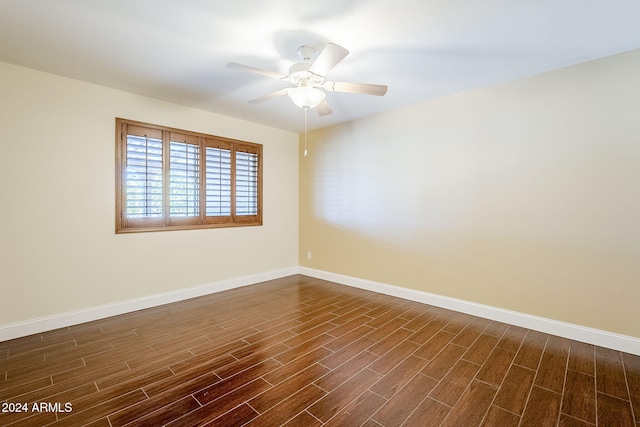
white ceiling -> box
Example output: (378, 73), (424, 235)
(1, 0), (639, 132)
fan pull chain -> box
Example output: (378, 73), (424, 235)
(304, 107), (308, 157)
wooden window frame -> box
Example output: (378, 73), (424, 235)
(115, 118), (262, 233)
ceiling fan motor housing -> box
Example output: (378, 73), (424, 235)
(288, 62), (324, 87)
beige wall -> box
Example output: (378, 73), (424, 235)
(300, 49), (640, 338)
(0, 62), (299, 326)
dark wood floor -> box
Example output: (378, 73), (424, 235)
(1, 275), (638, 427)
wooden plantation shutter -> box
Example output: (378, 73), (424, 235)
(205, 138), (232, 223)
(120, 125), (164, 229)
(234, 144), (261, 223)
(116, 118), (262, 233)
(168, 132), (200, 226)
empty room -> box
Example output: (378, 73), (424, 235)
(1, 1), (639, 426)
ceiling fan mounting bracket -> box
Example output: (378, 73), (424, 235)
(297, 45), (315, 61)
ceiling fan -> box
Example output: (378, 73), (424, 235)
(227, 43), (388, 116)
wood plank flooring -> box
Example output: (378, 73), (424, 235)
(1, 275), (638, 426)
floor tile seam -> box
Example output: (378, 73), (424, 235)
(141, 368), (221, 402)
(274, 346), (337, 374)
(322, 386), (386, 426)
(253, 319), (305, 335)
(364, 317), (408, 333)
(512, 362), (538, 373)
(366, 386), (390, 402)
(205, 400), (254, 425)
(472, 376), (502, 391)
(369, 341), (421, 376)
(435, 376), (496, 427)
(419, 356), (467, 385)
(325, 326), (376, 346)
(480, 350), (532, 421)
(423, 393), (454, 410)
(4, 339), (78, 362)
(451, 357), (482, 370)
(364, 323), (410, 344)
(595, 389), (633, 402)
(319, 314), (375, 336)
(0, 375), (55, 402)
(261, 383), (327, 424)
(559, 409), (597, 426)
(244, 315), (280, 331)
(485, 320), (510, 345)
(361, 312), (377, 321)
(215, 356), (284, 383)
(312, 353), (379, 394)
(163, 396), (212, 426)
(116, 399), (176, 427)
(488, 402), (524, 419)
(329, 311), (374, 327)
(43, 347), (119, 366)
(0, 374), (54, 399)
(595, 348), (624, 362)
(494, 329), (529, 356)
(273, 334), (339, 363)
(191, 376), (249, 407)
(307, 380), (371, 424)
(367, 369), (429, 422)
(297, 311), (341, 325)
(303, 409), (324, 425)
(3, 355), (88, 382)
(259, 369), (282, 388)
(427, 362), (489, 409)
(202, 329), (260, 347)
(519, 333), (553, 420)
(595, 389), (638, 425)
(16, 379), (101, 410)
(176, 350), (241, 377)
(290, 323), (341, 343)
(230, 331), (295, 359)
(2, 410), (52, 427)
(53, 387), (147, 425)
(96, 365), (175, 393)
(529, 383), (563, 396)
(367, 332), (418, 359)
(290, 318), (339, 335)
(131, 371), (221, 418)
(621, 352), (640, 427)
(465, 340), (502, 363)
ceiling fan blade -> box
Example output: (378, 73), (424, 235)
(327, 81), (388, 96)
(316, 99), (332, 116)
(227, 62), (286, 79)
(248, 88), (289, 104)
(308, 43), (349, 76)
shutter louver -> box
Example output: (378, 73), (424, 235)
(169, 140), (200, 217)
(125, 134), (163, 218)
(235, 150), (259, 216)
(206, 146), (232, 216)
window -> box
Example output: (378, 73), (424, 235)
(116, 118), (262, 233)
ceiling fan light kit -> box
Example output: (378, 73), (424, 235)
(287, 86), (326, 109)
(228, 42), (388, 115)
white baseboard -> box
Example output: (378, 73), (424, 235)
(299, 267), (640, 356)
(0, 267), (298, 342)
(3, 266), (639, 355)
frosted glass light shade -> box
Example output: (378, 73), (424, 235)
(287, 87), (326, 109)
